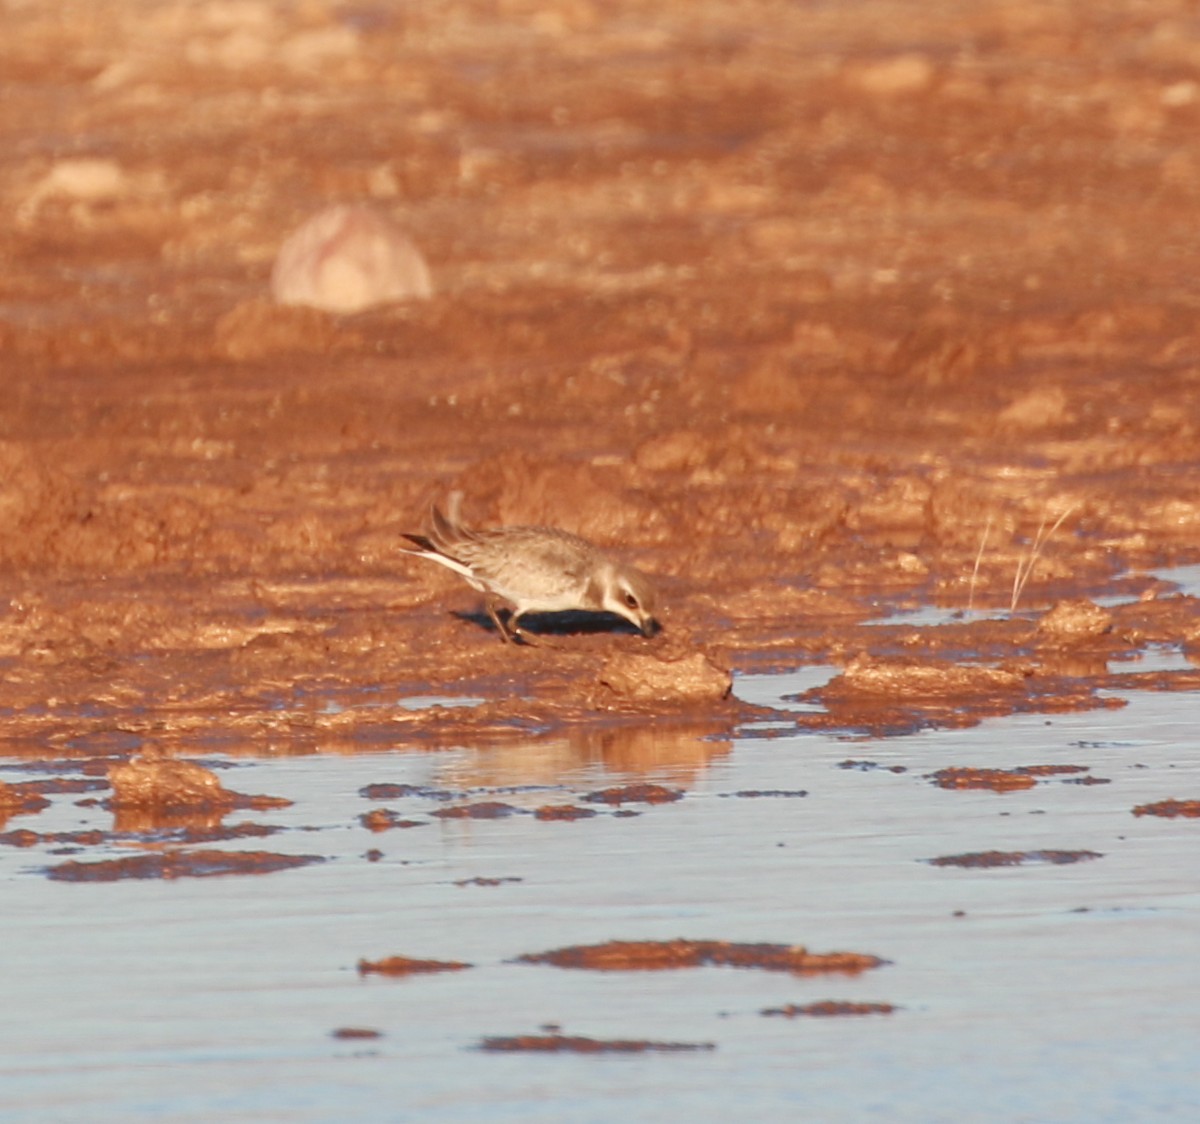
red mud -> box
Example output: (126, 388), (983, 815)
(582, 783), (684, 806)
(46, 849), (324, 881)
(359, 809), (426, 832)
(169, 822), (283, 843)
(1014, 766), (1091, 777)
(359, 784), (445, 801)
(108, 750), (291, 814)
(357, 956), (473, 977)
(5, 10), (1198, 1115)
(927, 850), (1104, 869)
(533, 804), (598, 821)
(453, 876), (523, 888)
(431, 801), (523, 819)
(931, 767), (1038, 792)
(762, 1001), (897, 1018)
(1, 829), (106, 849)
(0, 782), (51, 823)
(1132, 800), (1200, 819)
(479, 1033), (714, 1054)
(947, 764), (1114, 788)
(515, 940), (886, 975)
(2, 0), (1200, 758)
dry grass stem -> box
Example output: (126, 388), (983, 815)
(967, 514), (993, 613)
(1010, 505), (1077, 612)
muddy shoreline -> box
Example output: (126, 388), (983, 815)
(3, 0), (1200, 756)
(4, 9), (1200, 1119)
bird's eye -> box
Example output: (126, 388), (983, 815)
(623, 592), (640, 610)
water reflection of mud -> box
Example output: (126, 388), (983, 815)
(432, 721), (732, 789)
(46, 849), (324, 882)
(109, 805), (275, 836)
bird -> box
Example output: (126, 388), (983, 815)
(401, 493), (660, 644)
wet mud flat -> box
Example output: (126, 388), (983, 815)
(4, 680), (1200, 1121)
(4, 0), (1200, 1120)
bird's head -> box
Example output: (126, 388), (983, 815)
(602, 564), (660, 638)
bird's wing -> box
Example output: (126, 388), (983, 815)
(464, 528), (598, 599)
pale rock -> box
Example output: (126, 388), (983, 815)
(271, 204), (433, 314)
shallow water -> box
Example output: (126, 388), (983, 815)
(3, 671), (1198, 1122)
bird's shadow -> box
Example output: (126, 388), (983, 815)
(451, 609), (643, 639)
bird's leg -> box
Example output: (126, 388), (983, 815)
(485, 596), (515, 643)
(509, 609), (537, 646)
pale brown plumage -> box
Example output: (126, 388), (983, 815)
(402, 493), (660, 643)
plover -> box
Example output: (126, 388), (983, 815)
(401, 493), (660, 644)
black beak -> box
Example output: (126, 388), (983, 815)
(640, 617), (661, 638)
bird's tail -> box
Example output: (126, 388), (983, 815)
(402, 491), (478, 558)
(400, 531), (438, 553)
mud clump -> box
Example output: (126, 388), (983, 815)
(359, 809), (425, 832)
(1036, 599), (1114, 644)
(813, 651), (1124, 734)
(431, 801), (522, 820)
(931, 768), (1037, 792)
(928, 850), (1103, 868)
(479, 1032), (714, 1054)
(598, 651), (732, 706)
(839, 761), (907, 774)
(534, 804), (599, 821)
(762, 1001), (896, 1018)
(0, 781), (51, 822)
(331, 1027), (383, 1040)
(360, 783), (438, 801)
(515, 939), (886, 974)
(1014, 765), (1091, 777)
(108, 750), (291, 817)
(108, 755), (226, 806)
(46, 850), (324, 881)
(213, 299), (351, 363)
(834, 657), (1028, 698)
(583, 784), (683, 806)
(453, 876), (522, 888)
(2, 828), (105, 849)
(357, 955), (473, 977)
(1132, 799), (1200, 818)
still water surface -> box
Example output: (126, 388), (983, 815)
(2, 669), (1198, 1122)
